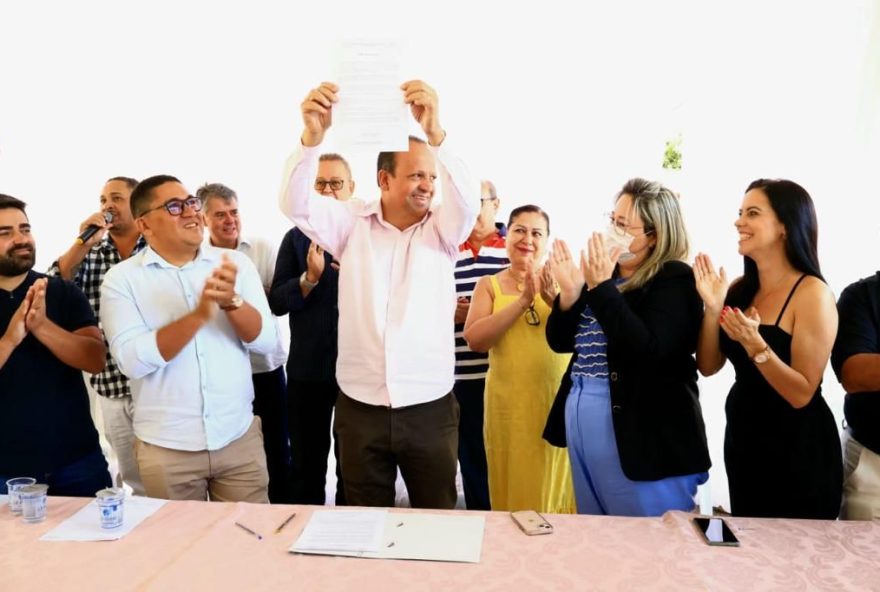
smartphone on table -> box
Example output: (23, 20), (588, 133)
(692, 516), (740, 547)
(511, 510), (553, 535)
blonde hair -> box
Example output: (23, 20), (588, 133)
(616, 178), (689, 293)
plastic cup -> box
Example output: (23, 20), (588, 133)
(96, 487), (125, 529)
(6, 477), (37, 515)
(19, 484), (49, 523)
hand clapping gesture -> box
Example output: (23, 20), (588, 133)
(548, 239), (585, 298)
(581, 232), (621, 290)
(693, 253), (729, 315)
(306, 241), (326, 284)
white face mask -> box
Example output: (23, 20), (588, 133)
(604, 224), (637, 262)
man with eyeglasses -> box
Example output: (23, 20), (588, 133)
(279, 80), (480, 510)
(269, 153), (354, 506)
(198, 182), (291, 503)
(47, 176), (147, 496)
(452, 180), (508, 510)
(100, 175), (277, 502)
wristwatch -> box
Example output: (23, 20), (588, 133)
(220, 294), (244, 311)
(751, 345), (771, 364)
(300, 271), (319, 289)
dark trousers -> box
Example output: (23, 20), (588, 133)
(288, 377), (345, 505)
(453, 378), (491, 510)
(334, 391), (459, 509)
(1, 448), (112, 497)
(252, 366), (293, 503)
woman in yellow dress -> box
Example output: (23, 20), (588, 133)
(464, 205), (574, 513)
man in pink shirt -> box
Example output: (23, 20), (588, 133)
(279, 80), (480, 509)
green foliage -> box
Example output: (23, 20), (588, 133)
(662, 135), (682, 170)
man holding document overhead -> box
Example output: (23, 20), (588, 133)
(279, 80), (480, 509)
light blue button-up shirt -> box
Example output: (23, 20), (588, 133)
(100, 244), (277, 451)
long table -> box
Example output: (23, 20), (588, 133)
(2, 497), (879, 591)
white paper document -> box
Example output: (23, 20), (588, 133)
(332, 40), (409, 153)
(292, 509), (386, 553)
(291, 511), (485, 563)
(40, 495), (167, 542)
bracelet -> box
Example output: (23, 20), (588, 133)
(300, 271), (318, 290)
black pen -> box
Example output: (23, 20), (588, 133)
(274, 512), (297, 534)
(234, 521), (263, 540)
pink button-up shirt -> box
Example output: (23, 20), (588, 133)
(279, 143), (480, 407)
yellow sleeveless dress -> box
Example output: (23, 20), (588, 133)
(484, 275), (575, 513)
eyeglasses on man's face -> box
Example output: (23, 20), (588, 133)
(315, 179), (346, 192)
(141, 196), (203, 217)
(525, 303), (541, 327)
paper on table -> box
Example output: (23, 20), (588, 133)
(40, 495), (166, 542)
(292, 509), (386, 553)
(332, 40), (409, 153)
(292, 512), (485, 563)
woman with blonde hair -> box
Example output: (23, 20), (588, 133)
(545, 178), (710, 516)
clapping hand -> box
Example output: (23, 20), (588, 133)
(581, 232), (620, 290)
(693, 253), (729, 314)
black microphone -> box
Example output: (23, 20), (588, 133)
(76, 211), (113, 245)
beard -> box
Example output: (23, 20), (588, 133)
(0, 245), (36, 277)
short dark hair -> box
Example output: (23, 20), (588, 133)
(508, 204), (550, 234)
(319, 153), (353, 178)
(0, 194), (28, 214)
(376, 135), (428, 181)
(196, 182), (238, 209)
(130, 175), (182, 218)
(106, 176), (139, 190)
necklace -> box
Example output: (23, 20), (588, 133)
(508, 269), (527, 292)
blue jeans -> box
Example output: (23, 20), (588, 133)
(1, 448), (112, 497)
(565, 375), (707, 516)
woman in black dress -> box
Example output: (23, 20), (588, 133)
(693, 179), (842, 519)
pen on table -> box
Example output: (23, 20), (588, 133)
(234, 521), (263, 540)
(274, 511), (297, 534)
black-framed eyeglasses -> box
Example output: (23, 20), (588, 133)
(315, 179), (345, 192)
(525, 304), (541, 326)
(141, 196), (202, 217)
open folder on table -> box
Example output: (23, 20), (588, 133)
(290, 510), (485, 563)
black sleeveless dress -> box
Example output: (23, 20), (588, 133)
(720, 275), (842, 519)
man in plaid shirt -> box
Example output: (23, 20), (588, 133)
(48, 176), (146, 495)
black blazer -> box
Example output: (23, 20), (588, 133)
(544, 260), (711, 481)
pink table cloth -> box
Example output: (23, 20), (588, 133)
(3, 497), (879, 591)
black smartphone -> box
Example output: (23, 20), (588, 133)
(692, 517), (740, 547)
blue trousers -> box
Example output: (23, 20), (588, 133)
(252, 366), (293, 503)
(453, 378), (491, 510)
(565, 375), (706, 516)
(1, 448), (112, 497)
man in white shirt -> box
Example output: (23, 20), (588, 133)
(101, 175), (277, 502)
(279, 80), (480, 509)
(198, 182), (292, 503)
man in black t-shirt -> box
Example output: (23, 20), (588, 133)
(832, 271), (880, 520)
(0, 193), (112, 496)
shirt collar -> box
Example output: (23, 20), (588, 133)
(99, 233), (147, 254)
(141, 244), (220, 269)
(358, 199), (433, 231)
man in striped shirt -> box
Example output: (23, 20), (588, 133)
(453, 180), (508, 510)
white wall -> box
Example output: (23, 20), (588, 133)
(1, 0), (878, 511)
